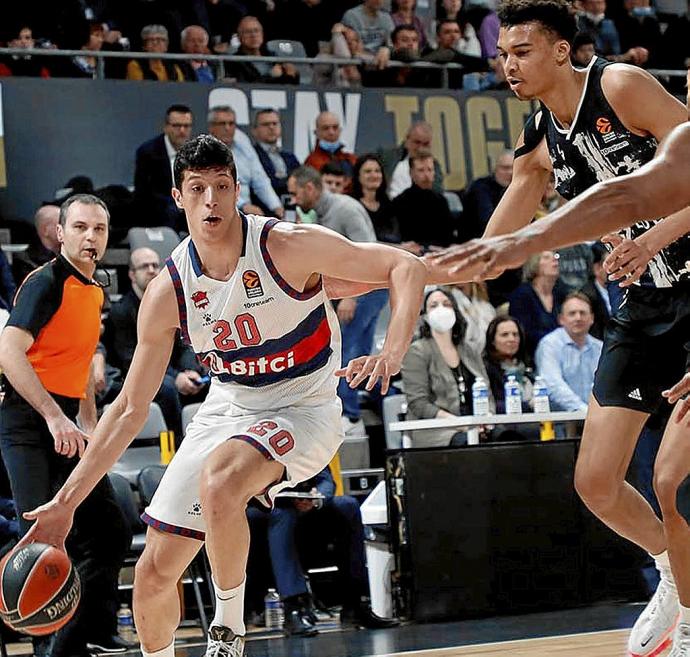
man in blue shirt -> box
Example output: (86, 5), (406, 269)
(535, 292), (603, 411)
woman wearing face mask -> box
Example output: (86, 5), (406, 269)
(401, 287), (494, 448)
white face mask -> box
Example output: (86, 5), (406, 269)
(584, 11), (606, 23)
(427, 306), (456, 333)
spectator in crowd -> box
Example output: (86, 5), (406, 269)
(571, 30), (596, 66)
(104, 247), (208, 439)
(463, 4), (500, 59)
(423, 19), (487, 89)
(535, 292), (603, 411)
(577, 0), (648, 63)
(391, 0), (428, 50)
(392, 151), (456, 250)
(386, 122), (444, 199)
(251, 109), (300, 203)
(451, 282), (496, 354)
(14, 204), (60, 283)
(226, 16), (300, 85)
(321, 161), (348, 194)
(53, 20), (105, 78)
(208, 105), (284, 217)
(0, 26), (50, 77)
(0, 497), (19, 550)
(657, 10), (690, 81)
(351, 153), (408, 248)
(287, 166), (384, 436)
(133, 104), (192, 230)
(402, 287), (493, 447)
(267, 466), (397, 635)
(342, 0), (394, 68)
(304, 111), (358, 183)
(615, 0), (662, 67)
(385, 23), (439, 87)
(126, 25), (185, 81)
(179, 25), (216, 82)
(462, 150), (514, 239)
(431, 0), (481, 53)
(580, 242), (612, 340)
(482, 315), (534, 414)
(509, 251), (567, 358)
(314, 23), (375, 88)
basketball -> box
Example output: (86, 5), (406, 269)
(0, 543), (81, 636)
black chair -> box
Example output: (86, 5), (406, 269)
(108, 473), (146, 563)
(137, 466), (211, 634)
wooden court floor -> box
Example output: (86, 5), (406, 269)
(373, 629), (639, 656)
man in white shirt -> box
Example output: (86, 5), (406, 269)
(388, 122), (444, 198)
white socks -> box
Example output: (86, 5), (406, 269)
(212, 577), (246, 637)
(141, 641), (174, 657)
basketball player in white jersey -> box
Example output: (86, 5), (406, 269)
(18, 135), (426, 657)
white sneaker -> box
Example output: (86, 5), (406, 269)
(205, 625), (245, 657)
(628, 571), (679, 657)
(341, 416), (367, 437)
(668, 622), (690, 656)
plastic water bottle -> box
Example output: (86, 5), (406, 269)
(264, 588), (284, 630)
(504, 375), (523, 415)
(533, 376), (551, 414)
(472, 377), (490, 416)
(117, 603), (135, 642)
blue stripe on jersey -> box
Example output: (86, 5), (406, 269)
(259, 218), (323, 300)
(211, 343), (332, 387)
(164, 258), (191, 345)
(200, 304), (328, 363)
(188, 214), (248, 278)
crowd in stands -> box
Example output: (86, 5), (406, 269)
(2, 0), (689, 89)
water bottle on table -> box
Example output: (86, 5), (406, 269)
(264, 588), (284, 630)
(117, 603), (135, 642)
(504, 375), (522, 415)
(533, 376), (550, 413)
(472, 377), (490, 416)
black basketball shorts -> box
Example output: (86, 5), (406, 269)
(592, 285), (690, 414)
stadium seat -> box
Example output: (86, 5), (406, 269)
(382, 394), (407, 450)
(443, 191), (463, 218)
(265, 39), (313, 84)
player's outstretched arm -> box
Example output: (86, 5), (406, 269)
(433, 122), (690, 281)
(271, 223), (426, 394)
(19, 273), (179, 550)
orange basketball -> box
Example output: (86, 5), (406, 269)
(0, 543), (81, 636)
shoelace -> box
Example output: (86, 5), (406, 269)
(205, 636), (243, 657)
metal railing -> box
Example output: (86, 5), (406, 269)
(0, 46), (473, 88)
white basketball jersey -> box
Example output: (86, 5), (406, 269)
(165, 214), (342, 411)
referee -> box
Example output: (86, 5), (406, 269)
(0, 194), (131, 657)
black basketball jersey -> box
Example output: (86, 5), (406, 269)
(519, 56), (690, 288)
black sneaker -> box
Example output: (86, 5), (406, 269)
(341, 603), (399, 630)
(205, 625), (245, 657)
(86, 635), (132, 653)
(284, 609), (318, 637)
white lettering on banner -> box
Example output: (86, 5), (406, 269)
(202, 351), (296, 376)
(208, 88), (250, 125)
(251, 89), (288, 111)
(293, 91), (321, 161)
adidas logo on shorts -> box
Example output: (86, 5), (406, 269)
(628, 388), (643, 401)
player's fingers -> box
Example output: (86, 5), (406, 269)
(334, 367), (348, 378)
(65, 438), (78, 459)
(76, 436), (86, 458)
(349, 358), (376, 388)
(365, 359), (387, 392)
(675, 397), (690, 423)
(662, 376), (690, 404)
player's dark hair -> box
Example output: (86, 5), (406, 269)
(498, 0), (577, 44)
(419, 287), (467, 345)
(572, 30), (595, 50)
(59, 194), (110, 226)
(166, 104), (192, 120)
(173, 134), (237, 189)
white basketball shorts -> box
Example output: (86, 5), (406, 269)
(142, 384), (343, 541)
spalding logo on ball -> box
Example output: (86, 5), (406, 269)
(0, 543), (81, 635)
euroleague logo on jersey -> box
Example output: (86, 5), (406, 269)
(242, 270), (264, 299)
(596, 117), (612, 134)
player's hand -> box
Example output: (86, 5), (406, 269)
(17, 499), (74, 553)
(430, 234), (529, 281)
(663, 373), (690, 422)
(400, 241), (423, 255)
(337, 297), (357, 324)
(335, 351), (401, 395)
(47, 415), (89, 459)
(603, 237), (653, 287)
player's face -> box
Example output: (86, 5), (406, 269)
(497, 23), (569, 99)
(559, 298), (593, 337)
(494, 320), (520, 359)
(57, 203), (109, 268)
(173, 168), (239, 240)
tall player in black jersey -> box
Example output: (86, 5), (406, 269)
(427, 1), (690, 655)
